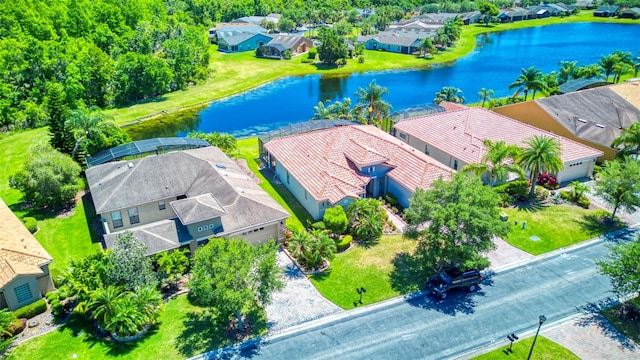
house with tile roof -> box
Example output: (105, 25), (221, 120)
(493, 80), (640, 161)
(262, 125), (453, 219)
(393, 105), (603, 184)
(0, 199), (54, 311)
(86, 146), (289, 256)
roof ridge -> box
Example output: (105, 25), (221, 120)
(0, 247), (52, 263)
(98, 157), (146, 213)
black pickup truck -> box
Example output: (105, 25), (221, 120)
(427, 268), (483, 299)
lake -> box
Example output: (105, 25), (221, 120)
(127, 22), (640, 140)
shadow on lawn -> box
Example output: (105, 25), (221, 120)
(512, 198), (547, 212)
(388, 251), (427, 295)
(574, 212), (623, 237)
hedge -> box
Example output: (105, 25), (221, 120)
(336, 235), (352, 251)
(22, 217), (37, 233)
(13, 299), (47, 319)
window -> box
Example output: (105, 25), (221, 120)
(286, 171), (290, 184)
(368, 166), (376, 173)
(399, 133), (407, 140)
(453, 160), (459, 170)
(177, 195), (187, 200)
(14, 283), (32, 304)
(198, 226), (203, 232)
(128, 207), (139, 225)
(158, 200), (166, 210)
(425, 144), (430, 155)
(111, 211), (123, 228)
(305, 190), (307, 200)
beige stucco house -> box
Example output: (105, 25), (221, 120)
(263, 125), (453, 219)
(393, 105), (603, 184)
(86, 146), (290, 255)
(0, 199), (54, 311)
(493, 80), (640, 161)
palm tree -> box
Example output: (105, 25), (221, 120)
(477, 88), (494, 108)
(612, 62), (632, 83)
(287, 230), (312, 267)
(434, 87), (465, 104)
(420, 37), (436, 57)
(568, 180), (588, 202)
(611, 122), (640, 157)
(89, 286), (121, 327)
(306, 229), (336, 269)
(65, 107), (117, 160)
(557, 60), (578, 84)
(352, 80), (391, 126)
(106, 294), (145, 337)
(312, 100), (331, 120)
(599, 53), (618, 81)
(156, 249), (189, 289)
(575, 64), (601, 79)
(509, 66), (547, 101)
(462, 139), (524, 187)
(134, 286), (163, 325)
(518, 135), (564, 197)
(634, 51), (640, 77)
(327, 98), (352, 120)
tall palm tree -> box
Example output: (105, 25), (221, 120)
(89, 286), (121, 327)
(611, 122), (640, 157)
(477, 88), (494, 108)
(599, 53), (618, 81)
(65, 106), (115, 159)
(352, 80), (391, 126)
(420, 37), (436, 57)
(312, 100), (331, 120)
(575, 64), (601, 79)
(518, 135), (564, 197)
(509, 66), (547, 101)
(557, 60), (578, 84)
(634, 51), (640, 77)
(434, 86), (465, 104)
(612, 62), (632, 83)
(462, 139), (524, 187)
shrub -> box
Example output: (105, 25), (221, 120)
(307, 48), (317, 59)
(301, 58), (314, 63)
(560, 190), (572, 200)
(311, 221), (326, 230)
(383, 193), (399, 207)
(50, 299), (65, 318)
(535, 186), (549, 199)
(13, 299), (47, 319)
(255, 47), (265, 57)
(537, 172), (559, 190)
(336, 235), (352, 251)
(22, 217), (38, 233)
(45, 291), (59, 303)
(494, 180), (529, 201)
(577, 197), (591, 208)
(358, 55), (365, 63)
(9, 318), (26, 337)
(283, 50), (292, 59)
(323, 206), (348, 236)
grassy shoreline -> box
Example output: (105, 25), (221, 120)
(106, 11), (639, 126)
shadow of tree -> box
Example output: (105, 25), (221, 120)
(406, 289), (483, 316)
(388, 251), (429, 295)
(574, 309), (639, 350)
(575, 213), (625, 238)
(176, 310), (228, 358)
(357, 238), (381, 249)
(512, 199), (547, 212)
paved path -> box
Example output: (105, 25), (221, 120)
(264, 250), (342, 333)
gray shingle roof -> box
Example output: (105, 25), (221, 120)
(170, 194), (226, 225)
(534, 87), (640, 148)
(266, 35), (310, 50)
(357, 30), (429, 47)
(86, 147), (289, 235)
(219, 32), (272, 46)
(103, 219), (191, 256)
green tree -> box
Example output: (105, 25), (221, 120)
(289, 229), (336, 269)
(312, 100), (331, 120)
(317, 27), (347, 65)
(187, 131), (237, 154)
(509, 66), (547, 101)
(352, 80), (391, 126)
(278, 17), (295, 33)
(403, 172), (508, 272)
(557, 60), (578, 84)
(597, 234), (640, 297)
(419, 37), (436, 57)
(575, 64), (601, 79)
(65, 106), (119, 160)
(155, 249), (190, 289)
(599, 53), (618, 81)
(593, 157), (640, 221)
(611, 122), (640, 158)
(105, 231), (157, 291)
(478, 2), (499, 26)
(106, 293), (146, 337)
(434, 86), (465, 104)
(89, 285), (121, 328)
(462, 139), (524, 187)
(477, 88), (494, 108)
(10, 146), (81, 208)
(346, 198), (385, 243)
(190, 238), (283, 331)
(323, 205), (348, 237)
(46, 83), (74, 154)
(0, 309), (15, 353)
(518, 135), (563, 197)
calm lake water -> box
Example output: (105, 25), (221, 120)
(128, 22), (640, 139)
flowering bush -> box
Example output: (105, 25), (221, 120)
(537, 172), (559, 190)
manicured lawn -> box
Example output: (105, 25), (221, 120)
(5, 295), (267, 360)
(502, 205), (620, 255)
(601, 296), (640, 345)
(0, 128), (100, 277)
(473, 336), (579, 360)
(309, 235), (424, 309)
(234, 137), (312, 232)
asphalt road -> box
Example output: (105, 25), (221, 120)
(199, 229), (636, 360)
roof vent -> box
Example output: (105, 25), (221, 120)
(576, 118), (587, 123)
(216, 164), (226, 169)
(237, 187), (245, 193)
(595, 124), (605, 128)
(127, 162), (134, 169)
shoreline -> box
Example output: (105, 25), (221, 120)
(111, 13), (638, 128)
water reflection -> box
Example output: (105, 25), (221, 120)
(319, 74), (350, 102)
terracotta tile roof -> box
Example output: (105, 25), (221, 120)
(264, 125), (452, 204)
(394, 106), (604, 165)
(439, 101), (468, 112)
(0, 198), (52, 288)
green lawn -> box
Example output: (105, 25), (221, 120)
(5, 295), (267, 360)
(502, 205), (620, 255)
(473, 336), (579, 360)
(601, 296), (640, 345)
(0, 128), (100, 277)
(309, 234), (423, 309)
(106, 11), (638, 126)
(234, 137), (312, 232)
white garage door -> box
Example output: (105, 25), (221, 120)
(557, 161), (591, 183)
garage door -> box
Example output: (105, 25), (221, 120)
(557, 161), (591, 183)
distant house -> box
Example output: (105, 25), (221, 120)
(393, 105), (603, 184)
(263, 125), (452, 219)
(232, 14), (281, 26)
(619, 7), (640, 19)
(257, 35), (313, 59)
(574, 0), (595, 9)
(594, 5), (620, 17)
(0, 199), (54, 311)
(208, 23), (267, 44)
(218, 32), (273, 53)
(555, 3), (579, 14)
(499, 8), (535, 22)
(86, 146), (289, 255)
(493, 80), (640, 161)
(356, 30), (433, 54)
(388, 19), (444, 32)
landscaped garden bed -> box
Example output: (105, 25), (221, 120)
(601, 296), (640, 345)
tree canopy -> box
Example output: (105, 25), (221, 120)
(593, 157), (640, 220)
(403, 172), (508, 272)
(518, 135), (563, 197)
(597, 233), (640, 297)
(317, 27), (348, 65)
